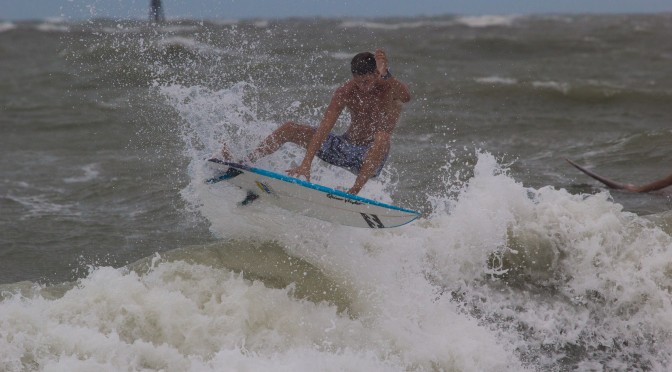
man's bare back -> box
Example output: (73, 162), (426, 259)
(338, 77), (406, 146)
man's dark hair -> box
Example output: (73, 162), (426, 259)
(351, 52), (376, 75)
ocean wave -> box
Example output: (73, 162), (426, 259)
(473, 77), (672, 104)
(0, 22), (16, 33)
(158, 24), (200, 33)
(63, 164), (101, 184)
(6, 194), (81, 219)
(3, 151), (672, 371)
(253, 20), (269, 28)
(455, 15), (519, 28)
(532, 80), (672, 104)
(339, 19), (454, 30)
(207, 19), (240, 26)
(35, 23), (70, 33)
(427, 152), (672, 370)
(0, 252), (521, 371)
(3, 13), (671, 371)
(100, 25), (141, 34)
(329, 51), (353, 60)
(157, 36), (229, 56)
(475, 76), (518, 85)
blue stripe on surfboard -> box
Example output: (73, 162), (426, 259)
(212, 159), (421, 216)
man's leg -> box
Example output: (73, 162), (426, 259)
(348, 132), (391, 195)
(218, 121), (314, 162)
(220, 142), (234, 159)
(247, 121), (315, 163)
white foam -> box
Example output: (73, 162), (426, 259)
(330, 51), (353, 60)
(456, 15), (519, 28)
(7, 194), (81, 219)
(209, 19), (240, 26)
(0, 263), (395, 371)
(159, 25), (199, 33)
(35, 23), (70, 33)
(475, 76), (518, 85)
(0, 22), (16, 33)
(4, 147), (672, 369)
(101, 25), (141, 34)
(253, 20), (269, 28)
(423, 152), (672, 368)
(64, 163), (100, 183)
(157, 36), (229, 56)
(339, 20), (453, 30)
(532, 80), (570, 94)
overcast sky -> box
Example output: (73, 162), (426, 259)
(2, 0), (671, 21)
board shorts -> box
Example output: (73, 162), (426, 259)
(316, 133), (387, 177)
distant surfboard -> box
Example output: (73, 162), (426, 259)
(566, 158), (672, 193)
(206, 159), (421, 228)
(565, 158), (628, 190)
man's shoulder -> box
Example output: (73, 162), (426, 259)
(327, 82), (353, 107)
(338, 80), (355, 91)
(333, 81), (355, 98)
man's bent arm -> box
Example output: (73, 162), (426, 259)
(388, 77), (411, 103)
(287, 89), (345, 179)
(375, 48), (411, 103)
(348, 131), (391, 195)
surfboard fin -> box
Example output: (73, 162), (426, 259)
(239, 191), (260, 206)
(206, 167), (243, 184)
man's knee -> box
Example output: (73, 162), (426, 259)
(281, 121), (312, 134)
(279, 121), (297, 131)
(279, 121), (313, 146)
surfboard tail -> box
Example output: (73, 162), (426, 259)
(206, 167), (243, 184)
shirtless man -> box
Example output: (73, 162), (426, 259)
(223, 48), (411, 195)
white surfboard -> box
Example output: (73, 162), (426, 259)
(206, 159), (421, 228)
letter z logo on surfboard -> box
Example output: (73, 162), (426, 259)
(360, 213), (385, 228)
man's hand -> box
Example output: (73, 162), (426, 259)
(375, 48), (388, 76)
(286, 162), (311, 181)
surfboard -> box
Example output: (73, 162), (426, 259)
(565, 158), (628, 189)
(566, 158), (672, 193)
(206, 158), (421, 228)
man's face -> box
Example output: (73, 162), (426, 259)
(353, 73), (380, 93)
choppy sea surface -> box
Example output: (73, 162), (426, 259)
(1, 13), (672, 371)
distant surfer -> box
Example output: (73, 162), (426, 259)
(219, 49), (411, 195)
(566, 158), (672, 192)
(149, 0), (164, 23)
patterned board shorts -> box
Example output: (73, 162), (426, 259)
(316, 133), (387, 177)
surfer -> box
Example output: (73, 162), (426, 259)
(219, 48), (411, 195)
(566, 158), (672, 192)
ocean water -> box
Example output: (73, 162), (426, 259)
(1, 13), (672, 371)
